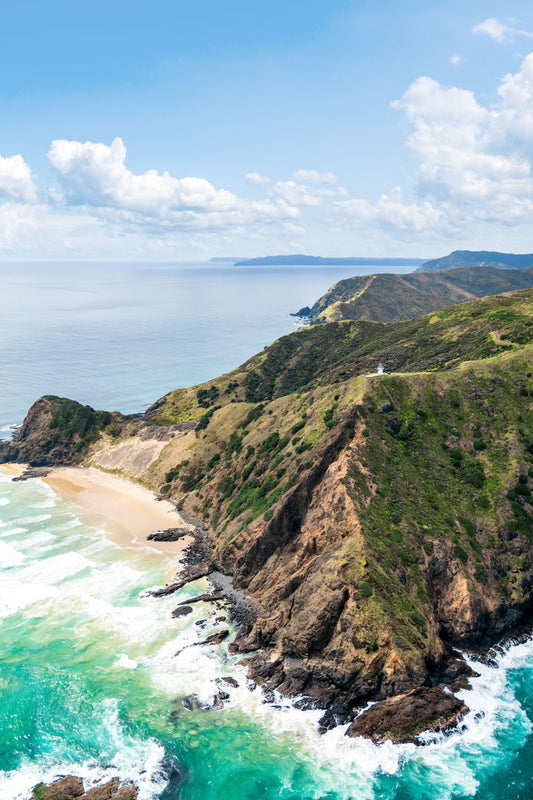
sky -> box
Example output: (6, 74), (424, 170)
(2, 0), (533, 260)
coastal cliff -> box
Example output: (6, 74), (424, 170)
(4, 288), (533, 742)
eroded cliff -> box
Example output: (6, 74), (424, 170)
(3, 289), (533, 741)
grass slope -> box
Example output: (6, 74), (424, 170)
(302, 266), (533, 324)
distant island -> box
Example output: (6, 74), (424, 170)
(417, 249), (533, 273)
(234, 254), (426, 267)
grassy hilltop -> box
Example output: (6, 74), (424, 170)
(297, 265), (533, 324)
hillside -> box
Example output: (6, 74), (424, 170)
(234, 254), (425, 267)
(3, 289), (533, 742)
(296, 265), (533, 324)
(417, 250), (533, 273)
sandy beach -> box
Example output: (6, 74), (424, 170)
(42, 466), (193, 559)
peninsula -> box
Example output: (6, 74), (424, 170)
(3, 287), (533, 743)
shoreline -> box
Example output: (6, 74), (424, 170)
(41, 466), (194, 562)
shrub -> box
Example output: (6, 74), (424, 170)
(196, 407), (217, 431)
(242, 403), (265, 428)
(225, 432), (242, 458)
(197, 385), (219, 408)
(358, 581), (373, 598)
(261, 432), (280, 452)
(453, 544), (468, 562)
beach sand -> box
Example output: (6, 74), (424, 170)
(43, 466), (193, 560)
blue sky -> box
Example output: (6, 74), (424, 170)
(2, 0), (533, 259)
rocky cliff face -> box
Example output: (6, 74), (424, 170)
(5, 290), (533, 741)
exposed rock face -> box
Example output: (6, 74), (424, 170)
(346, 686), (468, 743)
(32, 776), (137, 800)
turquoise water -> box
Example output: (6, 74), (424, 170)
(2, 261), (533, 798)
(1, 468), (533, 799)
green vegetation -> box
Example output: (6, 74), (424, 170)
(305, 266), (533, 324)
(47, 397), (111, 441)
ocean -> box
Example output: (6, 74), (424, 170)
(1, 261), (533, 799)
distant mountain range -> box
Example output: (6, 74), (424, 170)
(296, 265), (533, 324)
(417, 250), (533, 273)
(234, 254), (426, 267)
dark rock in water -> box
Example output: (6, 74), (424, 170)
(211, 690), (230, 708)
(182, 694), (204, 711)
(201, 630), (230, 645)
(147, 528), (190, 542)
(179, 591), (225, 605)
(159, 756), (183, 792)
(346, 686), (468, 744)
(218, 676), (239, 688)
(150, 569), (210, 597)
(172, 606), (193, 617)
(32, 776), (138, 800)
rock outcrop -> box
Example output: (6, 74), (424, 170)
(346, 686), (468, 743)
(32, 776), (137, 800)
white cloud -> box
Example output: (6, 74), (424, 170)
(336, 188), (445, 234)
(245, 171), (271, 185)
(47, 137), (300, 231)
(0, 154), (37, 202)
(473, 17), (533, 43)
(449, 54), (462, 66)
(48, 137), (242, 214)
(334, 51), (533, 242)
(269, 180), (324, 207)
(389, 62), (533, 218)
(292, 169), (337, 184)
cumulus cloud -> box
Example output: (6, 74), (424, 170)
(0, 154), (37, 202)
(292, 169), (337, 184)
(245, 171), (271, 185)
(336, 189), (445, 234)
(47, 137), (300, 231)
(334, 52), (533, 240)
(473, 17), (533, 43)
(391, 62), (533, 216)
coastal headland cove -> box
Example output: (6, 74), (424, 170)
(2, 263), (533, 798)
